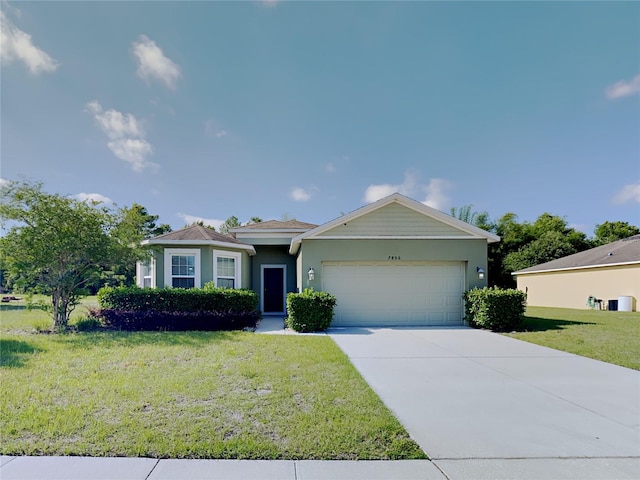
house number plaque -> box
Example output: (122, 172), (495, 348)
(388, 256), (401, 260)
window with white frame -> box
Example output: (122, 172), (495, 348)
(164, 249), (201, 288)
(213, 251), (241, 289)
(136, 258), (154, 288)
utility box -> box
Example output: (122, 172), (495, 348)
(618, 296), (634, 312)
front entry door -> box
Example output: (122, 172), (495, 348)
(262, 266), (285, 314)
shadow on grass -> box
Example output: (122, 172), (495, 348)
(0, 338), (45, 367)
(521, 316), (595, 332)
(56, 329), (249, 350)
(0, 305), (28, 311)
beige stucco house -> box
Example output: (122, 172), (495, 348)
(513, 235), (640, 311)
(138, 193), (500, 326)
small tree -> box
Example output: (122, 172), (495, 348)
(0, 181), (139, 330)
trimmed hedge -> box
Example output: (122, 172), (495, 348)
(463, 287), (527, 332)
(286, 289), (337, 332)
(96, 309), (259, 331)
(98, 285), (259, 313)
(95, 285), (259, 331)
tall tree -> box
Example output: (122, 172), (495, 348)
(450, 205), (494, 231)
(107, 204), (172, 286)
(0, 181), (132, 330)
(492, 213), (590, 286)
(503, 231), (578, 273)
(219, 215), (241, 234)
(593, 221), (640, 246)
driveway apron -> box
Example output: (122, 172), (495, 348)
(328, 327), (640, 478)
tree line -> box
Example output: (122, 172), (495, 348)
(450, 206), (639, 287)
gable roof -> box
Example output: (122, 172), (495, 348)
(513, 234), (640, 275)
(289, 193), (500, 254)
(230, 220), (318, 233)
(143, 225), (256, 255)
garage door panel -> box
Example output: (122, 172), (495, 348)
(323, 262), (465, 327)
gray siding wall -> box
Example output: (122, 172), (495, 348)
(250, 245), (297, 295)
(318, 203), (467, 237)
(298, 238), (489, 292)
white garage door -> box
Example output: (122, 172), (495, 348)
(322, 262), (465, 327)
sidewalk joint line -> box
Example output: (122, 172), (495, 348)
(144, 459), (160, 480)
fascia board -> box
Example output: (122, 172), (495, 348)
(512, 261), (640, 276)
(143, 239), (256, 255)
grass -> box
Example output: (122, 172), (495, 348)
(0, 301), (426, 460)
(507, 306), (640, 370)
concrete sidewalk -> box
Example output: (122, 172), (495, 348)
(0, 456), (446, 480)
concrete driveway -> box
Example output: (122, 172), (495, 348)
(328, 326), (640, 479)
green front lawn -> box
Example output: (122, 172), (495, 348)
(0, 304), (425, 460)
(507, 306), (640, 370)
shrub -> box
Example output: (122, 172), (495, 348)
(74, 317), (102, 332)
(464, 287), (527, 332)
(97, 286), (259, 313)
(95, 309), (259, 331)
(95, 285), (259, 331)
(286, 289), (337, 332)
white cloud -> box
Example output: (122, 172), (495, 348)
(0, 9), (58, 74)
(364, 171), (418, 203)
(612, 183), (640, 204)
(291, 187), (312, 202)
(132, 35), (181, 90)
(569, 223), (590, 234)
(364, 171), (453, 211)
(204, 120), (229, 138)
(605, 74), (640, 99)
(86, 101), (144, 138)
(325, 162), (336, 173)
(0, 177), (11, 188)
(259, 0), (280, 7)
(421, 178), (453, 211)
(75, 192), (113, 204)
(177, 213), (224, 230)
(86, 100), (157, 172)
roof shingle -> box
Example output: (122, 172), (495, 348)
(149, 225), (249, 245)
(230, 220), (318, 231)
(514, 234), (640, 274)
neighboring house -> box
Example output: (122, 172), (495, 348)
(512, 235), (640, 311)
(138, 193), (500, 326)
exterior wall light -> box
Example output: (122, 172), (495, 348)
(477, 267), (485, 280)
(308, 267), (315, 282)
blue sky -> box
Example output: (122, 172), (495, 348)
(2, 1), (639, 235)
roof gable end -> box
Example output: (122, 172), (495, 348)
(290, 193), (500, 254)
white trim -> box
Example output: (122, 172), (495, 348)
(136, 257), (156, 288)
(513, 261), (640, 276)
(309, 235), (483, 240)
(260, 264), (287, 315)
(164, 248), (201, 288)
(143, 239), (256, 255)
(232, 228), (312, 234)
(234, 232), (301, 239)
(213, 250), (242, 289)
(289, 193), (500, 254)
